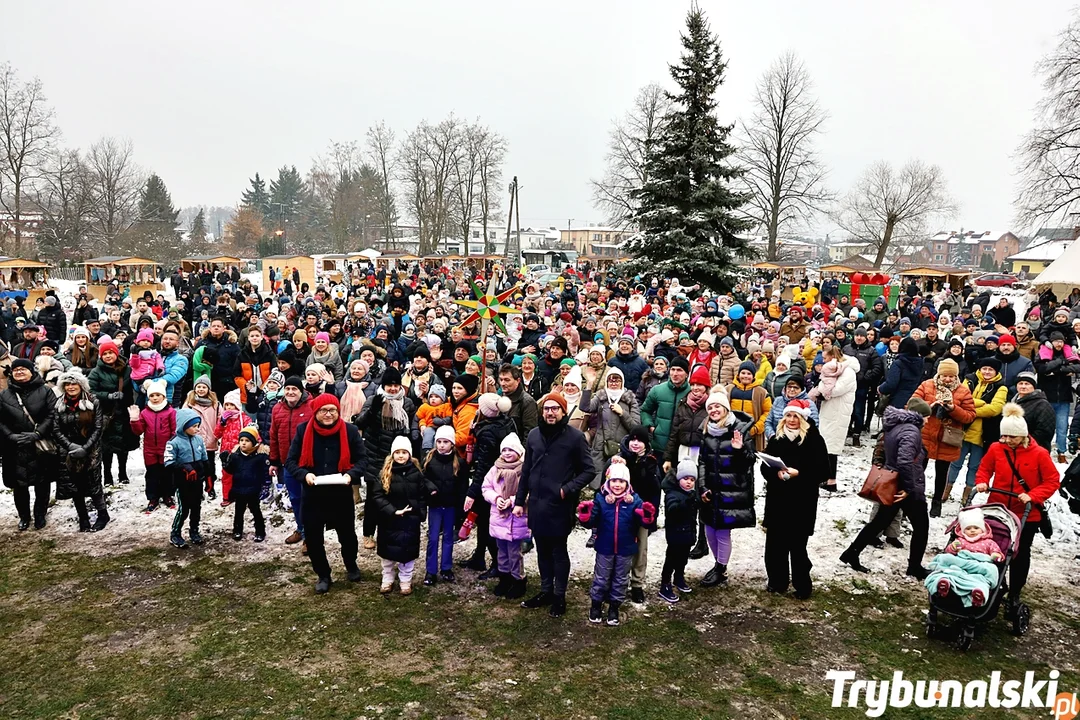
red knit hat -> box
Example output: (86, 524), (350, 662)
(997, 334), (1017, 346)
(689, 365), (711, 387)
(98, 337), (120, 357)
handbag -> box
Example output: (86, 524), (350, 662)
(1004, 450), (1053, 538)
(858, 465), (900, 506)
(14, 391), (57, 454)
(941, 422), (964, 448)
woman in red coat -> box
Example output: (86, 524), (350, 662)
(974, 402), (1060, 616)
(911, 358), (976, 517)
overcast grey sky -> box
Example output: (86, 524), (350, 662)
(3, 0), (1074, 236)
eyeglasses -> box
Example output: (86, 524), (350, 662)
(542, 406), (563, 413)
(316, 407), (338, 415)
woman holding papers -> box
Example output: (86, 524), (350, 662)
(760, 399), (828, 599)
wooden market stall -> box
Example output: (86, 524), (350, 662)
(179, 255), (242, 276)
(261, 255), (315, 293)
(82, 256), (163, 302)
(750, 261), (807, 301)
(897, 266), (974, 295)
(0, 257), (53, 303)
(317, 254), (348, 284)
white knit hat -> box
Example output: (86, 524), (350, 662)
(562, 365), (583, 389)
(144, 378), (168, 398)
(706, 391), (730, 412)
(434, 425), (456, 445)
(606, 463), (630, 482)
(500, 432), (525, 457)
(390, 435), (413, 456)
(958, 507), (984, 530)
(478, 392), (512, 418)
(676, 459), (698, 480)
(999, 402), (1028, 438)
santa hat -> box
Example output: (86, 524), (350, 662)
(689, 365), (711, 387)
(500, 432), (525, 458)
(390, 435), (413, 457)
(478, 392), (512, 418)
(783, 398), (813, 418)
(143, 378), (167, 398)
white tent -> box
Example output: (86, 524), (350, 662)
(1032, 238), (1080, 297)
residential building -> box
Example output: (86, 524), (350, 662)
(561, 225), (634, 258)
(747, 236), (819, 263)
(926, 229), (1019, 268)
(1007, 237), (1075, 276)
(827, 241), (872, 263)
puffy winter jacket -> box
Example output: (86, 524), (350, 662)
(164, 409), (209, 472)
(608, 351), (648, 391)
(975, 439), (1060, 523)
(160, 349), (189, 403)
(962, 372), (1007, 448)
(268, 393), (312, 464)
(911, 380), (976, 463)
(878, 353), (924, 409)
(481, 459), (530, 542)
(424, 450), (466, 509)
(994, 350), (1034, 389)
(0, 373), (57, 489)
(881, 406), (928, 496)
(131, 404), (177, 465)
(697, 412), (756, 530)
(468, 413), (517, 498)
(370, 461), (434, 563)
(578, 491), (650, 556)
(845, 339), (884, 389)
(233, 342), (276, 404)
(661, 472), (699, 545)
(640, 378), (691, 453)
(224, 448), (271, 498)
(1010, 389), (1058, 453)
(1035, 344), (1080, 404)
(354, 392), (420, 484)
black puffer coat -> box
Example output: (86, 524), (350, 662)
(468, 413), (516, 499)
(661, 472), (699, 545)
(353, 392), (419, 482)
(607, 436), (663, 531)
(1011, 389), (1057, 453)
(36, 303), (67, 346)
(664, 400), (708, 464)
(760, 423), (828, 536)
(87, 357), (140, 453)
(697, 411), (756, 530)
(423, 450), (466, 509)
(53, 382), (105, 499)
(370, 461), (434, 563)
(0, 372), (57, 488)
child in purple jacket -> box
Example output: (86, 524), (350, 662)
(577, 462), (656, 627)
(481, 432), (528, 599)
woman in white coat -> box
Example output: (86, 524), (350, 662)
(809, 346), (860, 492)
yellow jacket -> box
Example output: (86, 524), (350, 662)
(754, 356), (773, 385)
(724, 379), (772, 448)
(963, 372), (1007, 446)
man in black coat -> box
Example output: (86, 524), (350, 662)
(844, 328), (883, 443)
(285, 394), (367, 594)
(197, 316), (241, 401)
(36, 295), (67, 345)
(514, 391), (595, 618)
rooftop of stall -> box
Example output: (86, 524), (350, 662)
(180, 255), (242, 273)
(897, 266), (974, 294)
(260, 255), (314, 292)
(0, 257), (53, 303)
(81, 256), (162, 301)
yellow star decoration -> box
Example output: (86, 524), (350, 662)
(454, 275), (521, 335)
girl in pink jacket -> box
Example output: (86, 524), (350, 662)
(129, 378), (177, 513)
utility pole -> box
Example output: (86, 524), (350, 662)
(504, 177), (518, 266)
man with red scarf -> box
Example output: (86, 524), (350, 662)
(285, 394), (367, 594)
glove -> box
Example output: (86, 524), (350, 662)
(184, 469), (198, 484)
(127, 406), (140, 421)
(636, 501), (657, 526)
(219, 451), (231, 466)
(69, 447), (87, 460)
(576, 500), (594, 524)
(11, 432), (36, 446)
(107, 391), (124, 400)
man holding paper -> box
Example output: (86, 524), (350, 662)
(286, 393), (367, 594)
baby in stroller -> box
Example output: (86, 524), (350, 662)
(925, 508), (1004, 608)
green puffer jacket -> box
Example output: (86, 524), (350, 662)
(640, 378), (690, 453)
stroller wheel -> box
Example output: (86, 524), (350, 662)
(955, 626), (974, 652)
(1011, 603), (1031, 636)
(925, 607), (940, 639)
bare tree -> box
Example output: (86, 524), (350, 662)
(85, 137), (144, 255)
(33, 148), (95, 260)
(476, 126), (506, 254)
(397, 117), (464, 255)
(452, 123), (483, 254)
(0, 63), (58, 256)
(1016, 12), (1080, 226)
(366, 121), (398, 248)
(833, 160), (956, 269)
(590, 83), (670, 229)
(738, 52), (831, 261)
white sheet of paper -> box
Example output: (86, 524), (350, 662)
(311, 473), (351, 485)
(757, 453), (789, 471)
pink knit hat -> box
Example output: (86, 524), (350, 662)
(136, 328), (155, 344)
(315, 331), (330, 344)
(478, 392), (512, 418)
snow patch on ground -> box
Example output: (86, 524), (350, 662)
(4, 442), (1077, 597)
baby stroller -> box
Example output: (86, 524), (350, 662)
(925, 490), (1032, 651)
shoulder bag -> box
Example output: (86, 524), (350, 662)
(858, 465), (900, 506)
(14, 391), (57, 454)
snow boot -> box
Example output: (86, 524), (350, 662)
(688, 520), (709, 560)
(505, 576), (527, 600)
(1069, 434), (1078, 455)
(492, 573), (511, 597)
(658, 584), (679, 603)
(960, 487), (973, 507)
(700, 562), (727, 588)
(521, 591), (553, 609)
(606, 601), (621, 626)
(548, 594), (566, 618)
(589, 600), (604, 624)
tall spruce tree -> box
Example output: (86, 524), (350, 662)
(241, 172), (270, 217)
(189, 208), (208, 253)
(130, 173), (182, 264)
(626, 7), (752, 291)
(269, 166), (305, 225)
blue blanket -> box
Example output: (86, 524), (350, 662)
(924, 550), (1000, 607)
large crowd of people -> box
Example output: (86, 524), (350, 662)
(0, 262), (1078, 625)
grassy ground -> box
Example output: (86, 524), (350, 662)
(1, 537), (1078, 720)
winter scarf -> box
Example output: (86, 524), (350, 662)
(380, 385), (408, 432)
(148, 396), (168, 412)
(605, 387), (625, 408)
(494, 453), (524, 500)
(706, 414), (735, 436)
(934, 376), (955, 406)
(298, 395), (352, 473)
(339, 378), (367, 423)
(685, 387), (708, 413)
